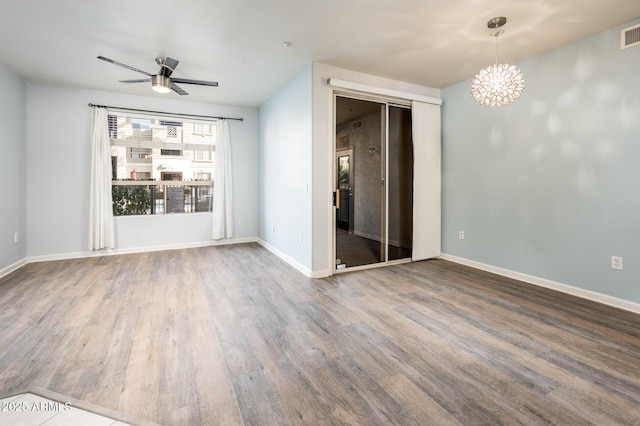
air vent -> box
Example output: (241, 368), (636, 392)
(621, 23), (640, 49)
(352, 121), (362, 130)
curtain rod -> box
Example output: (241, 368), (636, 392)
(88, 103), (243, 121)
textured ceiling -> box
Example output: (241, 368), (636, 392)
(2, 0), (639, 107)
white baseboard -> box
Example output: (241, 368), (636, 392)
(26, 237), (259, 264)
(440, 253), (640, 315)
(352, 230), (401, 248)
(209, 237), (258, 246)
(257, 239), (330, 278)
(0, 257), (28, 279)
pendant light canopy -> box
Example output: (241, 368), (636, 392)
(471, 17), (525, 107)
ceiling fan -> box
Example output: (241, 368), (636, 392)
(97, 56), (218, 95)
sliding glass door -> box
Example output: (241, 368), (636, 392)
(387, 105), (413, 261)
(334, 95), (413, 271)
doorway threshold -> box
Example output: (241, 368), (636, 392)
(334, 257), (411, 274)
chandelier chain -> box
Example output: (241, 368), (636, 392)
(491, 29), (504, 65)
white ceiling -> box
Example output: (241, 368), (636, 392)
(2, 0), (639, 107)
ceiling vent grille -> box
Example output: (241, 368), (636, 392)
(621, 23), (640, 49)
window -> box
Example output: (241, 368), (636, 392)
(130, 148), (151, 160)
(133, 171), (151, 180)
(160, 120), (183, 127)
(193, 150), (211, 161)
(160, 149), (183, 156)
(160, 120), (182, 139)
(108, 115), (118, 139)
(109, 113), (216, 216)
(131, 118), (151, 130)
(193, 123), (214, 136)
(194, 171), (211, 181)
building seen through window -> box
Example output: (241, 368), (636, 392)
(109, 114), (216, 216)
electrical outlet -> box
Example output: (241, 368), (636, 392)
(271, 224), (276, 232)
(14, 232), (19, 243)
(299, 234), (303, 245)
(611, 256), (623, 270)
(458, 231), (465, 240)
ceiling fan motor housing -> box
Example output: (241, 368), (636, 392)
(151, 75), (171, 93)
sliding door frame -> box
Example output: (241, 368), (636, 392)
(327, 79), (442, 276)
(332, 90), (412, 274)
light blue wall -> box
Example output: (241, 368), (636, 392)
(258, 64), (313, 271)
(0, 63), (27, 273)
(442, 19), (640, 303)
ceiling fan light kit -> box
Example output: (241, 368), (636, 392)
(98, 55), (218, 96)
(151, 75), (171, 93)
(471, 17), (525, 107)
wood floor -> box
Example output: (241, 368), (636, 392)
(1, 243), (639, 425)
(336, 230), (412, 268)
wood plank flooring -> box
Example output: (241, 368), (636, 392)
(1, 243), (639, 425)
(335, 230), (412, 268)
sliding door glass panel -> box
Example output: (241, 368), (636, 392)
(387, 106), (413, 261)
(335, 96), (385, 269)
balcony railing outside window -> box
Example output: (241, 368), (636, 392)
(112, 180), (213, 216)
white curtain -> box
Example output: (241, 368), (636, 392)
(212, 119), (234, 240)
(88, 107), (115, 250)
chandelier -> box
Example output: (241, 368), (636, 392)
(471, 17), (525, 107)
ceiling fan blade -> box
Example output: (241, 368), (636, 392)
(97, 56), (153, 77)
(171, 77), (218, 87)
(159, 57), (179, 78)
(119, 78), (152, 84)
(170, 82), (188, 95)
